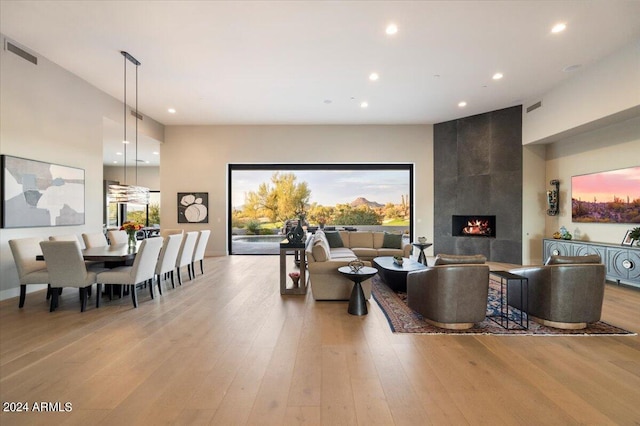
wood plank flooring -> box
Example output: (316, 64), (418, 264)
(0, 255), (639, 425)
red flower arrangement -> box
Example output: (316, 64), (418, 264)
(120, 221), (143, 233)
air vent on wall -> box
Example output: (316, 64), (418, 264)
(5, 40), (38, 65)
(131, 110), (143, 120)
(526, 101), (542, 113)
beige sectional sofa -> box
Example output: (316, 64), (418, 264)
(306, 230), (411, 300)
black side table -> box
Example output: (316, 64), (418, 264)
(338, 266), (378, 316)
(411, 242), (432, 265)
(488, 270), (528, 330)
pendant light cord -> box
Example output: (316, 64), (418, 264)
(123, 53), (127, 185)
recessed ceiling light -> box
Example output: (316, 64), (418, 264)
(116, 152), (122, 155)
(145, 160), (150, 164)
(360, 102), (368, 108)
(113, 160), (118, 164)
(551, 22), (567, 33)
(369, 72), (379, 81)
(324, 99), (332, 104)
(168, 108), (176, 114)
(122, 140), (130, 144)
(433, 74), (440, 78)
(458, 101), (467, 107)
(386, 23), (398, 35)
(493, 72), (503, 80)
(152, 151), (159, 155)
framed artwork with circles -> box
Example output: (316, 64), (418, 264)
(177, 192), (209, 223)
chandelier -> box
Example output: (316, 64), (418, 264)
(108, 51), (149, 205)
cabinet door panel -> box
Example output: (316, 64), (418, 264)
(628, 250), (640, 281)
(544, 240), (573, 258)
(607, 248), (631, 280)
(574, 244), (606, 262)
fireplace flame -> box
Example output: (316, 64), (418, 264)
(462, 219), (491, 236)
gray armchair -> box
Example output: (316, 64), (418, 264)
(406, 264), (490, 329)
(508, 261), (605, 329)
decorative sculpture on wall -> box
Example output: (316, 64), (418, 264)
(547, 179), (560, 216)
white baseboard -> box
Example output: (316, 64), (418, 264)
(0, 284), (47, 302)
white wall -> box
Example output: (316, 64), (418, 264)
(0, 35), (164, 301)
(162, 125), (433, 256)
(523, 40), (640, 145)
(522, 144), (547, 265)
(544, 116), (640, 246)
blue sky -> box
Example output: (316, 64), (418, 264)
(231, 169), (410, 208)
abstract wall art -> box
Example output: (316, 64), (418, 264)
(1, 155), (85, 228)
(177, 192), (209, 223)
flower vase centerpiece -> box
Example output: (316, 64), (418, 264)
(120, 221), (143, 248)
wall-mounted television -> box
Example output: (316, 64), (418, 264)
(572, 166), (640, 223)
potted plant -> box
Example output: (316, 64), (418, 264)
(630, 227), (640, 246)
(393, 255), (404, 266)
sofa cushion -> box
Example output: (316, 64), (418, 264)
(382, 232), (403, 249)
(352, 248), (378, 259)
(312, 240), (330, 262)
(544, 254), (601, 265)
(377, 248), (406, 257)
(373, 232), (385, 248)
(325, 231), (344, 248)
(434, 254), (487, 265)
(330, 247), (357, 259)
(349, 232), (373, 248)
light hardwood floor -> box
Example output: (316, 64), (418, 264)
(1, 255), (639, 425)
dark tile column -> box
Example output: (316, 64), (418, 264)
(434, 105), (522, 264)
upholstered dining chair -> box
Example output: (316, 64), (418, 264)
(107, 230), (128, 245)
(160, 228), (184, 239)
(39, 241), (101, 312)
(191, 230), (211, 276)
(49, 234), (84, 248)
(96, 237), (164, 308)
(82, 232), (108, 248)
(8, 238), (50, 308)
(175, 231), (199, 285)
(155, 233), (184, 291)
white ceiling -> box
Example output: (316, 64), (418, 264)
(2, 1), (640, 165)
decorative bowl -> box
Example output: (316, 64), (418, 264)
(348, 260), (365, 273)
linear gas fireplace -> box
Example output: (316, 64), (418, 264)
(452, 215), (496, 237)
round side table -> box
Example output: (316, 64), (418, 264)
(337, 266), (378, 315)
(411, 242), (432, 265)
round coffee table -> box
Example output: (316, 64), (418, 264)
(337, 266), (378, 316)
(373, 256), (428, 292)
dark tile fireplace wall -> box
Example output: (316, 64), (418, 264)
(433, 105), (523, 264)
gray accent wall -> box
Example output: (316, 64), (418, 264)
(434, 105), (523, 264)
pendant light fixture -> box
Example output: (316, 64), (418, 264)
(108, 51), (150, 205)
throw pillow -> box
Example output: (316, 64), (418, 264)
(382, 232), (403, 249)
(324, 231), (344, 248)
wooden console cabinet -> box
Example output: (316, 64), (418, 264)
(543, 239), (640, 289)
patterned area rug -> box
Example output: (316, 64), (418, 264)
(371, 275), (635, 336)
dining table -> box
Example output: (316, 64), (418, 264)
(81, 243), (139, 262)
(36, 242), (139, 264)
